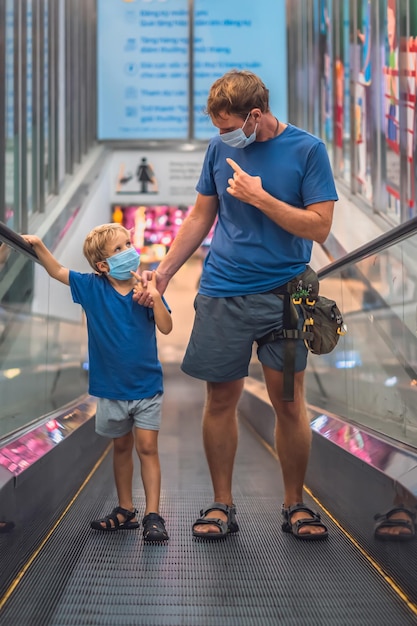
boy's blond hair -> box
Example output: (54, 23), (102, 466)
(83, 223), (130, 272)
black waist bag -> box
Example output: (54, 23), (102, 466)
(297, 295), (345, 355)
(257, 266), (346, 401)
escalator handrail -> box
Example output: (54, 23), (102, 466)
(318, 215), (417, 279)
(3, 214), (417, 279)
(0, 221), (40, 263)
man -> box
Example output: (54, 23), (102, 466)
(137, 70), (338, 540)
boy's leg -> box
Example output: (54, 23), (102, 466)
(131, 396), (168, 541)
(92, 399), (139, 530)
(113, 431), (136, 515)
(91, 431), (138, 530)
(134, 427), (161, 515)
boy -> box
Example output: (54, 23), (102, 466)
(23, 223), (172, 542)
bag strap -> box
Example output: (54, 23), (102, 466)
(282, 291), (299, 402)
(256, 266), (318, 402)
(257, 287), (312, 402)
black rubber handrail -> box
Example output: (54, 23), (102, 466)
(318, 215), (417, 279)
(2, 215), (417, 278)
(0, 221), (39, 263)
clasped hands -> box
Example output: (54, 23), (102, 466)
(132, 269), (156, 308)
(132, 269), (169, 308)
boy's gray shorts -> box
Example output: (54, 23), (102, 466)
(95, 394), (163, 438)
(181, 293), (308, 382)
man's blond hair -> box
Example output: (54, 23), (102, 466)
(206, 70), (270, 120)
(83, 223), (130, 272)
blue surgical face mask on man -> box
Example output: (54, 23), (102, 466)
(106, 247), (140, 280)
(219, 111), (258, 149)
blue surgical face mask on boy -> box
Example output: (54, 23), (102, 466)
(220, 111), (258, 149)
(106, 247), (140, 280)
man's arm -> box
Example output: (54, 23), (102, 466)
(137, 193), (218, 298)
(21, 235), (70, 285)
(226, 158), (335, 244)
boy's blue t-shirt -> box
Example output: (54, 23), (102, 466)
(69, 271), (164, 401)
(196, 124), (339, 297)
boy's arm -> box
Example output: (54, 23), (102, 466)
(135, 270), (172, 334)
(152, 294), (173, 335)
(21, 235), (70, 285)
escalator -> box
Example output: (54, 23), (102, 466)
(1, 222), (417, 625)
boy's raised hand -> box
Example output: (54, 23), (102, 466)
(21, 234), (42, 247)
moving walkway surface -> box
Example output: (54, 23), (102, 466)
(1, 365), (416, 626)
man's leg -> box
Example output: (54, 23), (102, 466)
(262, 365), (326, 536)
(193, 378), (244, 535)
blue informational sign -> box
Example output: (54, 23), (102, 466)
(97, 0), (287, 141)
(97, 0), (190, 140)
(193, 0), (287, 139)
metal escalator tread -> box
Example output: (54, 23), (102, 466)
(1, 370), (416, 625)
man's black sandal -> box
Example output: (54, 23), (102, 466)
(282, 502), (328, 540)
(142, 513), (169, 542)
(90, 506), (139, 531)
(192, 502), (239, 540)
(374, 506), (416, 541)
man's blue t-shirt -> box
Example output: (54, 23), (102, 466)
(196, 124), (339, 297)
(69, 271), (164, 401)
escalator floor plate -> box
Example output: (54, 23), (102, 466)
(1, 371), (416, 625)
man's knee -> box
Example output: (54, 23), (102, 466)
(265, 375), (307, 420)
(206, 380), (244, 414)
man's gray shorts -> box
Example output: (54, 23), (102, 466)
(181, 293), (308, 382)
(95, 394), (163, 438)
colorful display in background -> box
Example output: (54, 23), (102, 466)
(112, 204), (214, 267)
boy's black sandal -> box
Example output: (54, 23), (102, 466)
(374, 506), (416, 541)
(192, 502), (239, 540)
(282, 502), (328, 540)
(90, 506), (139, 531)
(142, 513), (169, 542)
